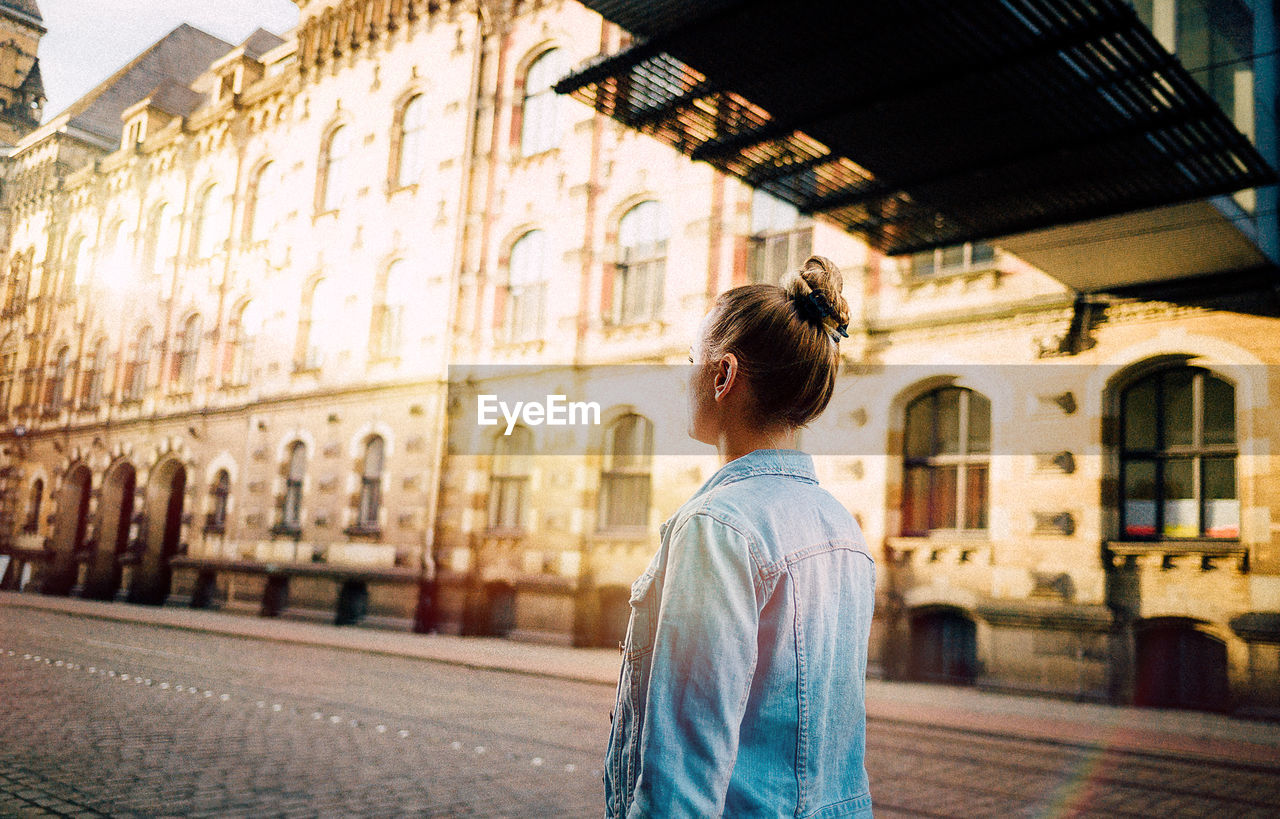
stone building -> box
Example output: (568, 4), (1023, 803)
(0, 0), (1277, 714)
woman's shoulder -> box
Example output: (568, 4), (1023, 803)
(689, 476), (862, 559)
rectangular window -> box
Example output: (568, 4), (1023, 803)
(488, 476), (527, 531)
(910, 242), (998, 278)
(600, 473), (650, 529)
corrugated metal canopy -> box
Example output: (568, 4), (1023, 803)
(556, 0), (1276, 256)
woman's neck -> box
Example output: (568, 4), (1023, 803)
(717, 423), (797, 465)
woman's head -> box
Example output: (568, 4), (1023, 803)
(689, 255), (850, 444)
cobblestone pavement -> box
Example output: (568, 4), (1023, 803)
(3, 607), (1279, 818)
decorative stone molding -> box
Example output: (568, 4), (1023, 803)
(1033, 451), (1076, 474)
(1032, 511), (1076, 536)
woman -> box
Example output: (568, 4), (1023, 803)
(604, 256), (875, 818)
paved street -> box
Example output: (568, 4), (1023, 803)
(2, 605), (1279, 817)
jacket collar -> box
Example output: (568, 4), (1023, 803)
(658, 449), (819, 539)
(695, 448), (817, 497)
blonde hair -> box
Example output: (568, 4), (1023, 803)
(703, 256), (850, 427)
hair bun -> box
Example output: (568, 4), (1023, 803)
(781, 256), (851, 342)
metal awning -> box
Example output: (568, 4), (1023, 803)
(556, 0), (1276, 258)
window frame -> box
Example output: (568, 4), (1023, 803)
(122, 326), (152, 403)
(597, 413), (654, 532)
(747, 188), (814, 285)
(503, 230), (548, 343)
(909, 242), (998, 279)
(278, 441), (307, 535)
(43, 346), (70, 416)
(611, 201), (667, 326)
(488, 426), (532, 533)
(317, 124), (351, 214)
(171, 314), (202, 392)
(206, 470), (231, 534)
(901, 386), (991, 536)
(392, 95), (427, 189)
(519, 48), (566, 157)
(354, 436), (385, 532)
(1117, 366), (1239, 542)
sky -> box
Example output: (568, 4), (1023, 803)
(37, 0), (302, 121)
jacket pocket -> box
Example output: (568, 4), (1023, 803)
(624, 571), (658, 660)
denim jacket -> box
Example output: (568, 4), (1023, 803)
(604, 449), (875, 818)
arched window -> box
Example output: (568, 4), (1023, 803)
(1119, 366), (1238, 540)
(902, 387), (990, 535)
(3, 252), (28, 315)
(23, 478), (43, 533)
(123, 326), (152, 402)
(393, 95), (427, 188)
(100, 219), (131, 291)
(142, 204), (168, 277)
(279, 442), (307, 533)
(206, 470), (231, 533)
(503, 230), (547, 342)
(192, 185), (225, 259)
(171, 314), (202, 391)
(612, 201), (667, 325)
(598, 413), (653, 530)
(317, 125), (351, 213)
(224, 301), (260, 386)
(520, 49), (566, 156)
(356, 436), (385, 531)
(371, 261), (413, 359)
(244, 161), (275, 243)
(748, 188), (813, 284)
(64, 235), (90, 296)
(80, 337), (106, 409)
(297, 278), (338, 371)
(0, 333), (17, 417)
(489, 425), (532, 531)
(43, 346), (69, 415)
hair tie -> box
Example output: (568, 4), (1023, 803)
(802, 291), (849, 341)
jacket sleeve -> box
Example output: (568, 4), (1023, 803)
(628, 512), (759, 818)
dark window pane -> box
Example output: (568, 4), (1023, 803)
(929, 465), (958, 530)
(903, 465), (930, 536)
(970, 242), (995, 265)
(936, 388), (961, 455)
(1162, 458), (1197, 538)
(1162, 369), (1194, 448)
(964, 463), (988, 530)
(941, 245), (964, 269)
(1122, 459), (1157, 538)
(1123, 376), (1158, 450)
(967, 392), (991, 455)
(1202, 457), (1239, 538)
(912, 251), (935, 277)
(904, 395), (933, 459)
(1202, 374), (1236, 445)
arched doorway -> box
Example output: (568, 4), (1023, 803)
(127, 459), (186, 606)
(40, 465), (92, 596)
(83, 461), (135, 601)
(483, 581), (516, 637)
(909, 607), (978, 684)
(1135, 619), (1229, 710)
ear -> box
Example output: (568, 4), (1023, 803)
(713, 353), (739, 403)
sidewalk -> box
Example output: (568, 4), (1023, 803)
(4, 590), (1278, 765)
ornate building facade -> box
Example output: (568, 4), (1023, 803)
(0, 0), (1277, 714)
